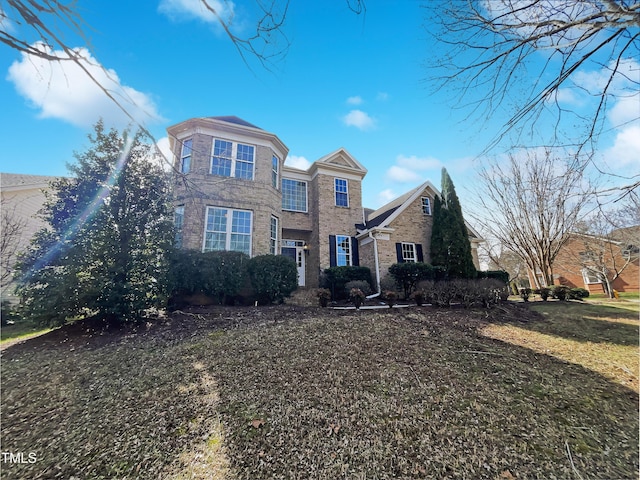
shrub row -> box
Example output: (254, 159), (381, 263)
(413, 279), (510, 308)
(520, 285), (590, 302)
(167, 250), (297, 307)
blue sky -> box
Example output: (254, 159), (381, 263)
(1, 1), (638, 211)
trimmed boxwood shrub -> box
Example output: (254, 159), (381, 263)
(569, 287), (590, 300)
(476, 270), (510, 284)
(168, 249), (248, 308)
(323, 266), (372, 300)
(388, 262), (436, 299)
(551, 285), (570, 301)
(345, 280), (372, 297)
(247, 255), (298, 305)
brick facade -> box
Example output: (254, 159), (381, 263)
(168, 116), (483, 290)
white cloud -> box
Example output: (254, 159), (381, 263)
(376, 92), (389, 101)
(7, 43), (163, 129)
(346, 96), (363, 105)
(608, 92), (640, 127)
(342, 109), (375, 131)
(158, 0), (235, 26)
(154, 137), (174, 171)
(377, 189), (397, 205)
(602, 125), (640, 168)
(387, 165), (421, 183)
(396, 154), (441, 171)
(284, 155), (311, 170)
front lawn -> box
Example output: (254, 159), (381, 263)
(1, 303), (637, 479)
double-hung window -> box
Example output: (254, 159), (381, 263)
(282, 178), (308, 212)
(336, 235), (352, 266)
(174, 206), (185, 248)
(335, 178), (349, 207)
(581, 268), (601, 285)
(270, 216), (279, 255)
(272, 156), (279, 189)
(421, 197), (431, 215)
(211, 139), (255, 180)
(204, 207), (252, 255)
(180, 139), (192, 173)
(401, 242), (417, 263)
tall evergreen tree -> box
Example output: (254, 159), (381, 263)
(430, 168), (476, 279)
(18, 122), (174, 326)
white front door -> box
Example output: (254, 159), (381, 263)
(282, 240), (305, 286)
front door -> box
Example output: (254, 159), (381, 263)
(282, 240), (305, 286)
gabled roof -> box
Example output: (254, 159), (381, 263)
(1, 173), (59, 191)
(208, 116), (262, 130)
(359, 180), (483, 241)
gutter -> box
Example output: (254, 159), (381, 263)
(366, 231), (381, 299)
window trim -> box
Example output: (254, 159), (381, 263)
(581, 268), (601, 285)
(210, 138), (255, 180)
(180, 138), (192, 174)
(335, 178), (349, 207)
(336, 235), (352, 266)
(203, 206), (253, 255)
(174, 205), (185, 248)
(401, 242), (417, 263)
(421, 196), (431, 215)
(270, 216), (279, 255)
(282, 178), (308, 212)
(272, 155), (279, 189)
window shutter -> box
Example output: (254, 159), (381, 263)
(416, 244), (424, 263)
(329, 235), (337, 267)
(395, 243), (404, 263)
(351, 237), (359, 266)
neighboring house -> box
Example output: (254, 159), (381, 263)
(168, 116), (483, 290)
(1, 173), (57, 301)
(541, 229), (640, 294)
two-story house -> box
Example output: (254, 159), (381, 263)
(167, 116), (482, 290)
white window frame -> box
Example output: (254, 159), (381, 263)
(335, 178), (349, 207)
(174, 206), (185, 248)
(272, 155), (279, 189)
(282, 178), (308, 212)
(581, 268), (601, 285)
(210, 138), (255, 180)
(336, 235), (352, 266)
(401, 242), (417, 263)
(421, 197), (431, 215)
(203, 207), (253, 255)
(270, 216), (279, 255)
(180, 139), (192, 174)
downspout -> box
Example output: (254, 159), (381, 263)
(366, 231), (381, 299)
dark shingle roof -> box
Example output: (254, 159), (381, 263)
(209, 116), (262, 130)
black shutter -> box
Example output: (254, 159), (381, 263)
(416, 244), (424, 263)
(329, 235), (337, 267)
(395, 243), (404, 263)
(351, 237), (359, 266)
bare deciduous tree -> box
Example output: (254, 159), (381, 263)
(472, 148), (593, 288)
(0, 201), (27, 291)
(428, 0), (639, 190)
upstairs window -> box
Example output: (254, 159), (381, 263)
(180, 139), (192, 173)
(211, 139), (255, 180)
(272, 156), (279, 189)
(282, 178), (308, 212)
(421, 197), (431, 215)
(335, 178), (349, 207)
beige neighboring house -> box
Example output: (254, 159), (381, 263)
(168, 116), (482, 290)
(1, 173), (57, 301)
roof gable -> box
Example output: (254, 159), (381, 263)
(315, 148), (367, 173)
